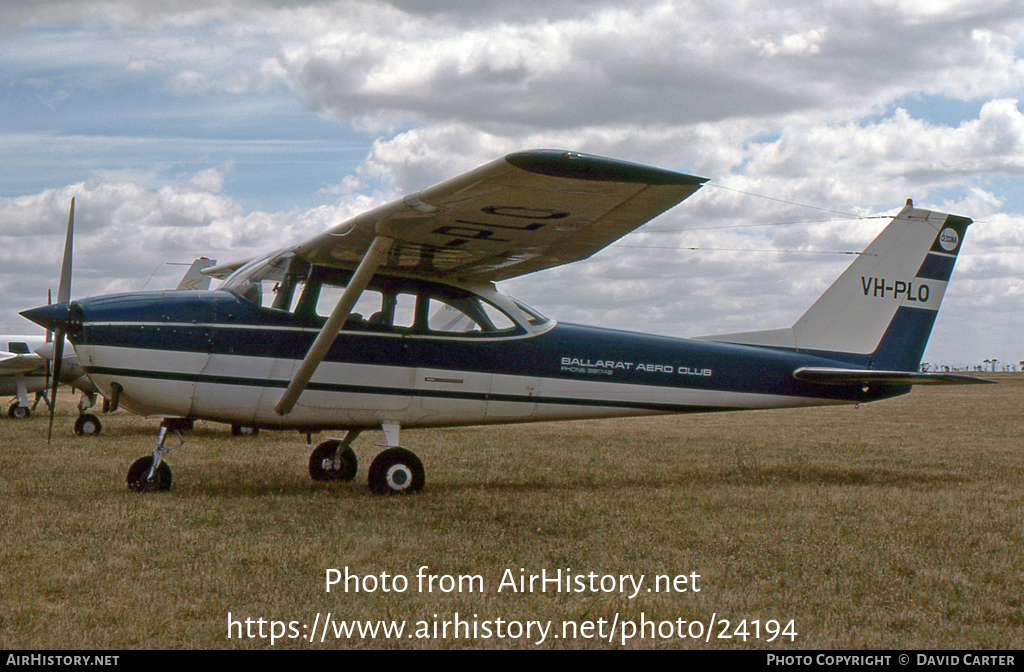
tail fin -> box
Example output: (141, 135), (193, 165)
(175, 257), (217, 291)
(699, 202), (971, 371)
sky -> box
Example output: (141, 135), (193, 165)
(1, 0), (1022, 369)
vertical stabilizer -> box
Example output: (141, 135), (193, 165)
(700, 203), (971, 370)
(175, 258), (217, 291)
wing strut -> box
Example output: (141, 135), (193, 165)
(275, 235), (395, 416)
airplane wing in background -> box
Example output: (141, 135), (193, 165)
(0, 350), (45, 376)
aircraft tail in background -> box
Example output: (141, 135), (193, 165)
(175, 258), (217, 291)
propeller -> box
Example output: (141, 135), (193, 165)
(47, 198), (75, 444)
(43, 289), (53, 412)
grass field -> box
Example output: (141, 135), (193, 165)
(1, 376), (1022, 649)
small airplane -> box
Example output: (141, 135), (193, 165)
(22, 150), (989, 494)
(0, 331), (105, 431)
(1, 334), (52, 418)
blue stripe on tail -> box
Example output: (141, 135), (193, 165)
(868, 306), (939, 371)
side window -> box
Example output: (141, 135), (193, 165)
(425, 295), (519, 336)
(479, 301), (516, 331)
(313, 284), (384, 329)
(428, 298), (482, 333)
(289, 272), (523, 337)
(392, 293), (417, 329)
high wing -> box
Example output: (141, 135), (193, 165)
(207, 150), (706, 283)
(204, 150), (706, 417)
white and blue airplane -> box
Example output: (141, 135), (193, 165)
(22, 150), (987, 494)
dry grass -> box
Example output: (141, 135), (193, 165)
(1, 376), (1022, 649)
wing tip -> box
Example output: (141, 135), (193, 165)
(505, 149), (708, 187)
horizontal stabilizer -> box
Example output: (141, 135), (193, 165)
(794, 367), (993, 386)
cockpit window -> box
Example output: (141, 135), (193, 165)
(222, 251), (309, 310)
(225, 259), (538, 337)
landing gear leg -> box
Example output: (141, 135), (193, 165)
(367, 422), (424, 495)
(127, 421), (185, 492)
(78, 392), (96, 414)
(74, 392), (102, 436)
(31, 391), (51, 412)
(9, 379), (32, 419)
(309, 429), (360, 481)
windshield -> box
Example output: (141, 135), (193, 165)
(221, 251), (307, 309)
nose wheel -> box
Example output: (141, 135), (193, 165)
(7, 402), (30, 419)
(74, 413), (102, 436)
(127, 420), (186, 492)
(127, 456), (172, 492)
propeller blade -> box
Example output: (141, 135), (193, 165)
(47, 337), (64, 444)
(57, 198), (74, 304)
(48, 199), (75, 445)
(46, 289), (53, 343)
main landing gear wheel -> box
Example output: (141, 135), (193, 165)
(309, 440), (358, 481)
(367, 447), (424, 495)
(231, 424), (260, 437)
(127, 456), (172, 492)
(8, 403), (30, 419)
(74, 413), (102, 436)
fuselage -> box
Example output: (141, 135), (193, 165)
(54, 285), (906, 431)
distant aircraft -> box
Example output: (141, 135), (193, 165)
(0, 334), (51, 418)
(0, 332), (106, 433)
(171, 258), (217, 291)
(22, 150), (989, 494)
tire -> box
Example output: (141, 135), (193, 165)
(126, 456), (172, 492)
(367, 447), (424, 495)
(8, 404), (30, 419)
(74, 414), (102, 436)
(309, 441), (358, 481)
